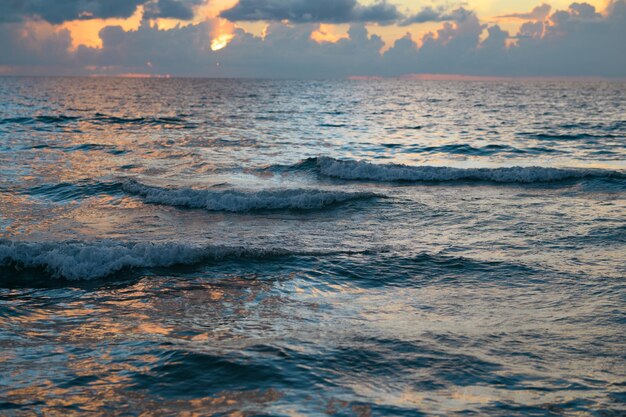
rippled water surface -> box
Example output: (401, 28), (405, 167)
(1, 77), (625, 416)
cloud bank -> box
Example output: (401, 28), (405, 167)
(0, 1), (625, 78)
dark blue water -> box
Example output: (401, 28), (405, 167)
(1, 77), (625, 416)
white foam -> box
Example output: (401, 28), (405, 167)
(0, 240), (294, 280)
(316, 157), (623, 183)
(123, 180), (376, 212)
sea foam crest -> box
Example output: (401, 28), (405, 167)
(315, 157), (624, 183)
(123, 180), (376, 212)
(0, 240), (296, 280)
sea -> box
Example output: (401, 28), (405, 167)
(0, 77), (625, 416)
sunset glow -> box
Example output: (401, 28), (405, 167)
(1, 0), (624, 78)
(49, 0), (612, 54)
(211, 32), (234, 51)
(2, 1), (625, 415)
(61, 6), (145, 49)
(210, 19), (235, 51)
(311, 24), (349, 44)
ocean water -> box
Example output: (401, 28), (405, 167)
(0, 77), (625, 416)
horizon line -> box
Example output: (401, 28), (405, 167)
(1, 73), (625, 82)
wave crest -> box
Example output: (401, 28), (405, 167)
(0, 240), (308, 280)
(312, 157), (624, 183)
(122, 180), (377, 212)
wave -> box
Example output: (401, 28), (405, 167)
(29, 143), (124, 154)
(524, 132), (622, 141)
(0, 239), (526, 282)
(319, 123), (349, 128)
(288, 157), (625, 184)
(557, 121), (626, 131)
(381, 143), (563, 156)
(318, 251), (536, 288)
(0, 115), (80, 125)
(24, 181), (124, 202)
(91, 114), (195, 128)
(0, 114), (196, 129)
(122, 180), (378, 212)
(410, 143), (525, 156)
(0, 240), (325, 280)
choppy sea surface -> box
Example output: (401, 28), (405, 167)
(0, 77), (625, 416)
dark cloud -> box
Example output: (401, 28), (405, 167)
(0, 0), (201, 24)
(0, 0), (145, 24)
(143, 0), (202, 20)
(517, 20), (544, 38)
(401, 6), (472, 25)
(220, 0), (402, 24)
(403, 6), (442, 24)
(497, 4), (552, 20)
(0, 21), (76, 76)
(0, 0), (28, 23)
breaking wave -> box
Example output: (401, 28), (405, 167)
(285, 157), (625, 184)
(0, 240), (338, 280)
(122, 180), (378, 212)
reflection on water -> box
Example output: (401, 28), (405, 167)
(1, 78), (625, 415)
(2, 257), (625, 415)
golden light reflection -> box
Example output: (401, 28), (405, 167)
(0, 192), (72, 238)
(4, 378), (281, 416)
(210, 19), (235, 51)
(211, 32), (235, 51)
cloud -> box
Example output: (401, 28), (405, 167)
(0, 0), (145, 24)
(497, 4), (552, 20)
(220, 0), (402, 24)
(75, 20), (218, 74)
(65, 20), (387, 78)
(1, 1), (625, 78)
(143, 0), (203, 20)
(509, 1), (626, 77)
(217, 23), (386, 77)
(0, 0), (201, 24)
(401, 6), (473, 25)
(403, 10), (488, 74)
(517, 20), (544, 38)
(0, 21), (75, 75)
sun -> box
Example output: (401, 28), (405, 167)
(211, 32), (234, 51)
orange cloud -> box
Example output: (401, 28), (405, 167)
(60, 0), (241, 51)
(311, 24), (349, 43)
(61, 6), (144, 49)
(210, 18), (235, 51)
(195, 0), (238, 20)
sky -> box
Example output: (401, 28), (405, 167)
(0, 0), (624, 78)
